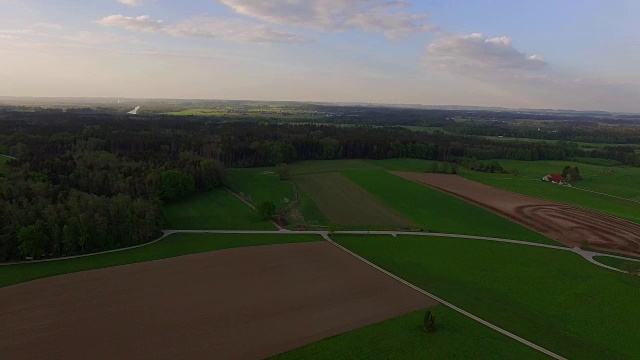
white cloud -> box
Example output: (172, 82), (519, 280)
(218, 0), (435, 37)
(166, 17), (310, 43)
(98, 15), (164, 33)
(118, 0), (143, 6)
(423, 32), (639, 111)
(346, 9), (436, 38)
(98, 14), (309, 43)
(425, 33), (548, 77)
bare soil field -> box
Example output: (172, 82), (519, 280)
(393, 172), (640, 257)
(297, 172), (415, 228)
(1, 242), (435, 360)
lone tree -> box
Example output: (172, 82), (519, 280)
(256, 201), (276, 220)
(562, 166), (582, 183)
(423, 310), (436, 333)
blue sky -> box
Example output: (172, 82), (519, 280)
(1, 0), (639, 112)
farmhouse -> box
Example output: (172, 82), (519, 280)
(542, 174), (566, 185)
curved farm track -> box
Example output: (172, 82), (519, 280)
(393, 172), (640, 257)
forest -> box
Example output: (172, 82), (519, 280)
(1, 104), (639, 261)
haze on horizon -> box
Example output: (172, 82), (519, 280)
(1, 0), (639, 113)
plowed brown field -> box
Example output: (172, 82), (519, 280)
(1, 242), (436, 360)
(393, 172), (640, 256)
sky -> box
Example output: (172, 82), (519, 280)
(1, 0), (639, 112)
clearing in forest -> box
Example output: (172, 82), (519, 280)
(163, 189), (275, 230)
(296, 172), (415, 228)
(0, 242), (435, 359)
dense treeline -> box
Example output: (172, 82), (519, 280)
(1, 109), (639, 260)
(0, 114), (225, 261)
(447, 121), (640, 145)
(2, 111), (639, 168)
(2, 111), (639, 169)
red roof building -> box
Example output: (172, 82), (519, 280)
(549, 174), (564, 183)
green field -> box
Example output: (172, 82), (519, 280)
(371, 158), (439, 172)
(460, 160), (640, 223)
(291, 159), (381, 175)
(594, 256), (640, 274)
(570, 157), (623, 166)
(166, 108), (316, 119)
(0, 155), (11, 164)
(296, 187), (330, 226)
(296, 172), (415, 229)
(0, 233), (321, 288)
(334, 235), (640, 359)
(276, 307), (544, 360)
(166, 109), (228, 116)
(343, 170), (557, 245)
(225, 167), (328, 227)
(291, 158), (441, 175)
(404, 126), (448, 134)
(466, 159), (640, 199)
(163, 189), (275, 230)
(225, 168), (295, 209)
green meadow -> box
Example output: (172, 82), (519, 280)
(165, 109), (231, 116)
(291, 159), (381, 175)
(224, 167), (328, 227)
(225, 168), (295, 209)
(276, 306), (545, 360)
(163, 189), (275, 230)
(296, 172), (415, 229)
(334, 234), (640, 360)
(343, 170), (557, 245)
(465, 159), (640, 199)
(461, 159), (640, 223)
(594, 256), (640, 273)
(312, 158), (640, 225)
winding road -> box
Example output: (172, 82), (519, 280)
(5, 228), (639, 272)
(162, 229), (640, 273)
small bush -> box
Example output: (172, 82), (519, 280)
(423, 310), (436, 333)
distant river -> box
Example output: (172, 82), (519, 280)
(128, 106), (141, 115)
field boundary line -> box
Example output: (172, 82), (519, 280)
(509, 173), (640, 205)
(322, 234), (567, 360)
(571, 186), (640, 204)
(225, 187), (257, 210)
